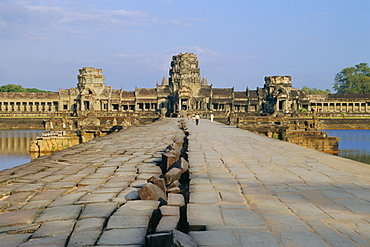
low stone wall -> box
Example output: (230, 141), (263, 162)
(319, 118), (370, 129)
(29, 130), (95, 156)
(0, 118), (48, 129)
(286, 130), (340, 154)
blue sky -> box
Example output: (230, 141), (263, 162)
(0, 0), (369, 92)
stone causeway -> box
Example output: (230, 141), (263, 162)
(0, 118), (369, 246)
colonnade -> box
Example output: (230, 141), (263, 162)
(310, 102), (370, 112)
(0, 101), (59, 112)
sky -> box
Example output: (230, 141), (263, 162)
(0, 0), (369, 92)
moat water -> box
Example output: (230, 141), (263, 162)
(323, 129), (370, 165)
(0, 129), (44, 171)
(0, 129), (369, 171)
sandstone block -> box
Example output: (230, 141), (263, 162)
(164, 168), (182, 185)
(98, 228), (147, 246)
(168, 157), (189, 173)
(156, 215), (180, 233)
(32, 219), (75, 238)
(148, 176), (166, 193)
(67, 230), (101, 247)
(168, 180), (182, 189)
(168, 193), (185, 207)
(34, 205), (82, 223)
(162, 153), (177, 170)
(168, 229), (198, 247)
(138, 183), (167, 202)
(160, 205), (180, 216)
(106, 215), (150, 229)
(170, 150), (181, 162)
(79, 202), (117, 219)
(167, 187), (181, 193)
(115, 200), (160, 216)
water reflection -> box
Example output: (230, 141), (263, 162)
(0, 129), (44, 170)
(323, 129), (370, 165)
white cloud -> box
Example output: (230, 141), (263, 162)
(0, 1), (155, 40)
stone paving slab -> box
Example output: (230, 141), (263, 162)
(185, 118), (370, 246)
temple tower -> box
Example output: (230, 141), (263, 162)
(261, 76), (300, 113)
(169, 52), (201, 92)
(168, 53), (209, 115)
(76, 67), (111, 111)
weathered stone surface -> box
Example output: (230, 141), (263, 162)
(168, 157), (189, 173)
(168, 193), (185, 207)
(106, 215), (150, 229)
(164, 168), (182, 185)
(115, 200), (160, 216)
(187, 204), (223, 227)
(130, 180), (148, 188)
(67, 230), (101, 247)
(76, 193), (116, 204)
(48, 192), (87, 207)
(0, 209), (40, 227)
(98, 228), (147, 246)
(138, 183), (167, 201)
(74, 218), (105, 231)
(0, 233), (32, 246)
(80, 202), (117, 219)
(32, 219), (75, 238)
(34, 205), (82, 223)
(148, 176), (166, 193)
(160, 205), (180, 216)
(115, 187), (140, 202)
(190, 230), (239, 246)
(167, 229), (197, 247)
(162, 153), (177, 170)
(19, 236), (67, 247)
(156, 215), (180, 233)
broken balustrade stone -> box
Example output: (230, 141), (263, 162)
(168, 180), (182, 189)
(147, 176), (166, 193)
(169, 229), (198, 247)
(167, 157), (189, 173)
(167, 187), (181, 194)
(164, 168), (182, 185)
(164, 168), (189, 186)
(174, 137), (185, 147)
(146, 232), (171, 247)
(165, 143), (181, 152)
(169, 149), (181, 162)
(162, 153), (177, 171)
(138, 183), (167, 203)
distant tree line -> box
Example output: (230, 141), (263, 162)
(301, 86), (330, 95)
(0, 84), (52, 93)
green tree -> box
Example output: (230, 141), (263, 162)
(0, 84), (52, 92)
(301, 86), (330, 95)
(333, 63), (370, 94)
(0, 84), (26, 92)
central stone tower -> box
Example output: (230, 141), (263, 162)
(167, 52), (210, 115)
(169, 52), (201, 92)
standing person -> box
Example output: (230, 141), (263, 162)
(210, 113), (214, 122)
(195, 113), (200, 125)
